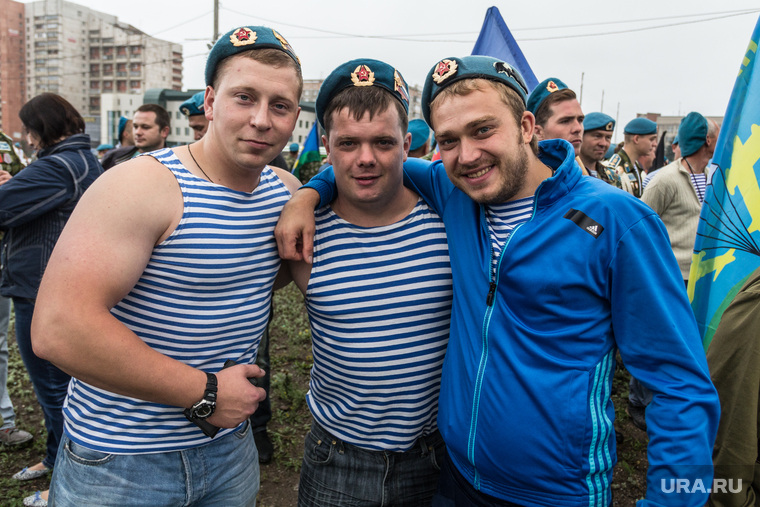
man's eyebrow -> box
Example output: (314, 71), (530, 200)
(436, 116), (497, 138)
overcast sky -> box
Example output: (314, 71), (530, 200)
(27, 0), (760, 140)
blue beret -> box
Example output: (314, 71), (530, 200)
(421, 56), (529, 125)
(289, 143), (299, 151)
(408, 119), (430, 151)
(205, 26), (300, 86)
(96, 143), (113, 151)
(180, 91), (205, 117)
(583, 112), (615, 132)
(678, 112), (708, 157)
(117, 116), (128, 141)
(624, 117), (657, 135)
(316, 58), (410, 129)
(672, 134), (679, 146)
(604, 144), (616, 160)
(526, 77), (569, 115)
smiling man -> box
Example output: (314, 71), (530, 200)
(32, 26), (303, 506)
(288, 58), (452, 507)
(277, 55), (720, 507)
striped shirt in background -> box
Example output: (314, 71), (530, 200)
(63, 148), (291, 453)
(486, 196), (535, 277)
(305, 200), (452, 451)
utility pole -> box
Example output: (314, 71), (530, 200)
(579, 72), (584, 106)
(213, 0), (220, 44)
(601, 90), (604, 112)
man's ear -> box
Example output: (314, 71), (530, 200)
(524, 111), (539, 143)
(402, 132), (411, 160)
(322, 134), (330, 157)
(204, 86), (215, 122)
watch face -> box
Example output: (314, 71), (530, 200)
(194, 402), (214, 419)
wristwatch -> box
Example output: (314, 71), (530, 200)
(185, 372), (218, 420)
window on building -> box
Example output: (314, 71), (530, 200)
(185, 128), (189, 136)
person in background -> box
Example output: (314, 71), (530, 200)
(578, 112), (620, 186)
(180, 91), (209, 141)
(603, 117), (658, 197)
(707, 266), (760, 507)
(0, 129), (33, 452)
(283, 142), (299, 170)
(0, 93), (103, 507)
(101, 104), (170, 169)
(527, 77), (588, 174)
(407, 118), (431, 158)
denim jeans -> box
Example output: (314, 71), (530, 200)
(0, 296), (16, 429)
(298, 420), (444, 507)
(13, 298), (70, 467)
(49, 420), (258, 506)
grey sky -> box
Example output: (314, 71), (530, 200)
(30, 0), (760, 140)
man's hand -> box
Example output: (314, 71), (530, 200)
(275, 188), (320, 263)
(0, 170), (12, 185)
(206, 363), (266, 428)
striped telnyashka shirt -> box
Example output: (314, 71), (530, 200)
(486, 196), (535, 277)
(62, 148), (291, 453)
(305, 200), (452, 451)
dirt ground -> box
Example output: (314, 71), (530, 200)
(1, 285), (649, 506)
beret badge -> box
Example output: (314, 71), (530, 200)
(432, 59), (458, 85)
(229, 27), (257, 47)
(351, 64), (375, 87)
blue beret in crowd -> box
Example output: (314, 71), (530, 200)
(96, 143), (113, 151)
(526, 77), (569, 115)
(583, 112), (615, 133)
(316, 58), (410, 129)
(678, 112), (708, 157)
(421, 55), (529, 125)
(117, 116), (129, 141)
(624, 117), (657, 135)
(289, 143), (299, 151)
(672, 134), (679, 146)
(180, 91), (205, 117)
(408, 119), (430, 151)
(205, 26), (300, 86)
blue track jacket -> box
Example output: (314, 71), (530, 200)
(306, 139), (719, 506)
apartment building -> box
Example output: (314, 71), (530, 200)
(24, 0), (182, 123)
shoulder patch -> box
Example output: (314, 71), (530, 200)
(564, 208), (604, 238)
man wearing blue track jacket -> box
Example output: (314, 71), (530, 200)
(275, 55), (720, 507)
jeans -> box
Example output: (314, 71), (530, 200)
(0, 296), (16, 429)
(298, 420), (444, 507)
(49, 420), (258, 506)
(432, 449), (525, 507)
(13, 298), (70, 467)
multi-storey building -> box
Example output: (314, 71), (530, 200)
(23, 0), (182, 143)
(0, 0), (27, 140)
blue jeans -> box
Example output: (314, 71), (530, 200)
(298, 421), (444, 507)
(13, 298), (70, 467)
(49, 420), (259, 506)
(0, 296), (16, 429)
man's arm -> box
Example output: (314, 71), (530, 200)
(706, 273), (760, 507)
(275, 158), (454, 262)
(611, 214), (720, 506)
(32, 157), (264, 428)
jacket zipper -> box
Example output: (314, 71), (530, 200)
(467, 193), (543, 490)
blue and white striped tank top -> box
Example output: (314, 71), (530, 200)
(486, 196), (535, 276)
(62, 148), (291, 453)
(305, 200), (452, 451)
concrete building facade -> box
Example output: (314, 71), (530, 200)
(24, 0), (182, 121)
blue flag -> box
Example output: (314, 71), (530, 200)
(293, 122), (321, 178)
(688, 14), (760, 350)
(471, 6), (538, 92)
